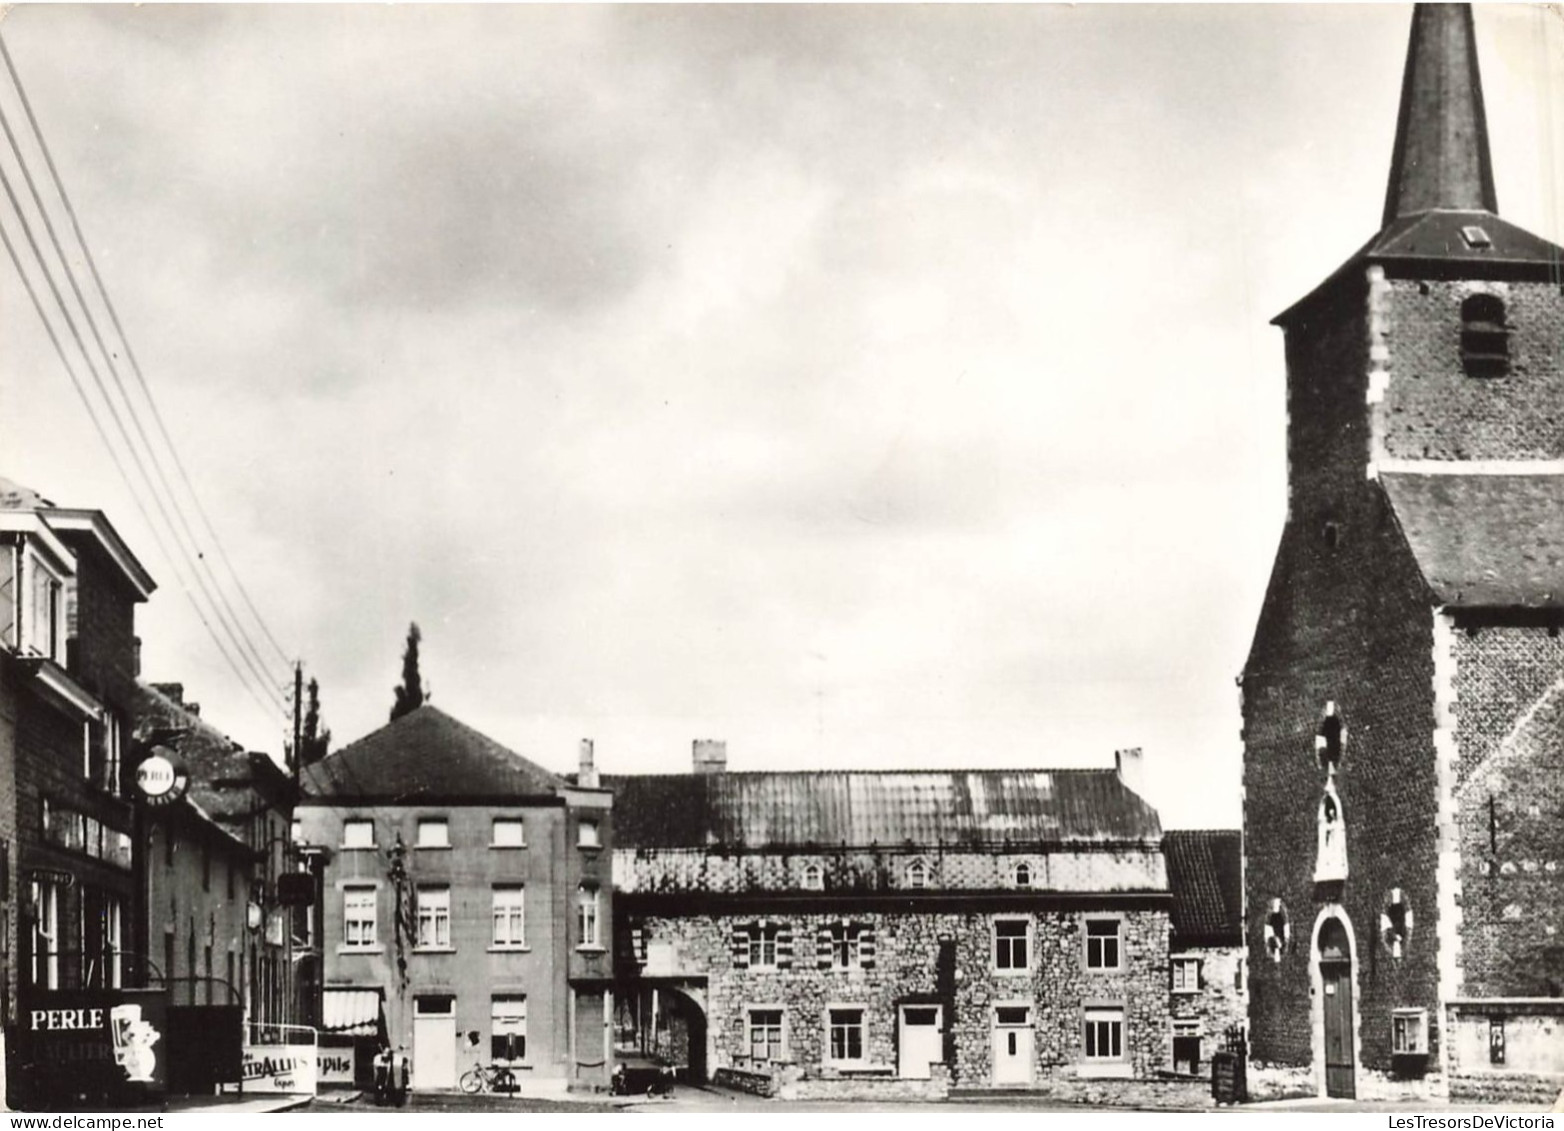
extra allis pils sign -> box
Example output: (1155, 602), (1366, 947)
(26, 989), (169, 1093)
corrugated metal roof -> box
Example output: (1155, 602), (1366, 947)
(1382, 472), (1564, 607)
(1163, 830), (1243, 946)
(302, 705), (564, 802)
(605, 769), (1160, 850)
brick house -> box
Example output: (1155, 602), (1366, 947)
(1163, 829), (1245, 1078)
(297, 706), (613, 1093)
(1241, 4), (1564, 1103)
(132, 682), (298, 1029)
(0, 478), (156, 1102)
(607, 742), (1171, 1099)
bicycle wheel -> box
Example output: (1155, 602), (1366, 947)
(494, 1068), (516, 1094)
(459, 1066), (484, 1094)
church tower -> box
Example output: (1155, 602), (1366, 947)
(1242, 4), (1564, 1103)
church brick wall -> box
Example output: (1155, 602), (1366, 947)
(1450, 625), (1564, 998)
(1243, 282), (1445, 1077)
(1378, 280), (1564, 463)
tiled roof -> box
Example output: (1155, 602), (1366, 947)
(301, 704), (565, 802)
(1163, 829), (1243, 946)
(604, 769), (1161, 850)
(132, 682), (289, 823)
(1382, 472), (1564, 608)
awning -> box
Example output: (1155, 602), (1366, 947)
(322, 988), (384, 1037)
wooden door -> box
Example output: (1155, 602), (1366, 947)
(1321, 961), (1355, 1098)
(898, 1006), (942, 1079)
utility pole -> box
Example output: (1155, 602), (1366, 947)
(292, 662), (303, 790)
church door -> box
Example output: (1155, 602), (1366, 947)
(1319, 919), (1355, 1099)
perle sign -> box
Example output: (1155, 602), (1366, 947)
(135, 751), (188, 807)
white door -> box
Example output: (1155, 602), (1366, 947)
(992, 1005), (1033, 1086)
(898, 1006), (943, 1079)
(413, 997), (457, 1090)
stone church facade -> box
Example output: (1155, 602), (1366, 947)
(1241, 4), (1564, 1103)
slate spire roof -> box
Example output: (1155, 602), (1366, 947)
(301, 704), (566, 802)
(1382, 3), (1497, 226)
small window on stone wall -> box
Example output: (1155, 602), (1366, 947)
(1014, 862), (1031, 888)
(1461, 293), (1510, 378)
(905, 858), (929, 889)
(1316, 702), (1344, 772)
(802, 863), (823, 891)
(1263, 899), (1291, 962)
(1381, 889), (1414, 958)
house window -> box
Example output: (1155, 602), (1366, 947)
(802, 863), (823, 891)
(1172, 1020), (1201, 1075)
(291, 819), (302, 845)
(86, 715), (121, 794)
(416, 819), (449, 848)
(1392, 1009), (1427, 1056)
(343, 886), (377, 949)
(748, 924), (780, 970)
(23, 549), (63, 662)
(994, 918), (1029, 972)
(492, 885), (526, 948)
(1461, 293), (1510, 377)
(577, 819), (600, 848)
(226, 858), (235, 900)
(202, 840), (211, 892)
(905, 859), (929, 889)
(342, 820), (374, 849)
(748, 1008), (785, 1062)
(1084, 1007), (1124, 1061)
(492, 818), (525, 847)
(492, 996), (527, 1064)
(1172, 957), (1201, 993)
(827, 1008), (866, 1064)
(1085, 919), (1121, 970)
(576, 886), (600, 949)
(1014, 861), (1032, 888)
(830, 923), (859, 971)
(416, 886), (451, 949)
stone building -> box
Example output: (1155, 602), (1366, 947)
(296, 707), (613, 1094)
(1241, 4), (1564, 1103)
(607, 742), (1171, 1099)
(1163, 829), (1245, 1077)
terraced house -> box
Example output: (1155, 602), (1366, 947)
(607, 741), (1171, 1100)
(296, 707), (613, 1095)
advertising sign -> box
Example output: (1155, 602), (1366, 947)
(318, 1045), (356, 1085)
(135, 749), (189, 807)
(22, 989), (169, 1103)
(241, 1044), (318, 1094)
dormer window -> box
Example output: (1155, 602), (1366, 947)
(1013, 862), (1032, 888)
(802, 863), (823, 891)
(1461, 293), (1510, 377)
(905, 858), (929, 889)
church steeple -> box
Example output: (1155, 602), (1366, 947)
(1381, 3), (1498, 228)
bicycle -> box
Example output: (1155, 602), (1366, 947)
(459, 1061), (518, 1095)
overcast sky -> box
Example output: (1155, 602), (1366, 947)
(2, 5), (1562, 829)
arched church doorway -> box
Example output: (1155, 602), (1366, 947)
(1319, 917), (1355, 1098)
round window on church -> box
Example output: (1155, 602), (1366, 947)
(1381, 888), (1414, 958)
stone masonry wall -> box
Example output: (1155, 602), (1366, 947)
(1168, 945), (1247, 1065)
(1450, 625), (1564, 997)
(1243, 279), (1444, 1075)
(1378, 279), (1564, 462)
(629, 905), (1169, 1089)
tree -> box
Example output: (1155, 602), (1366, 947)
(390, 622), (426, 721)
(301, 677), (332, 765)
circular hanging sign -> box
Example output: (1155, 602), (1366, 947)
(135, 750), (188, 806)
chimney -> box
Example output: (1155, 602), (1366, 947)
(578, 738), (599, 788)
(150, 682), (184, 706)
(693, 739), (727, 775)
(1115, 747), (1145, 797)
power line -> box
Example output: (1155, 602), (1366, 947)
(0, 83), (286, 709)
(0, 33), (294, 673)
